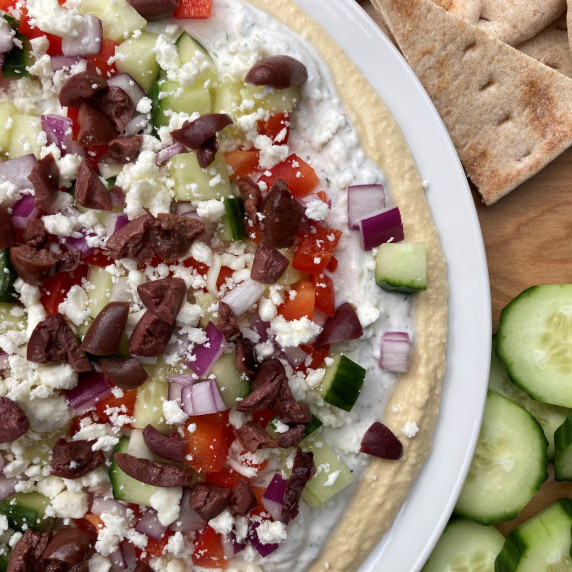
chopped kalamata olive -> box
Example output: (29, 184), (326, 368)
(171, 113), (233, 150)
(217, 301), (240, 340)
(98, 357), (148, 390)
(236, 358), (286, 412)
(274, 380), (312, 424)
(108, 135), (143, 164)
(129, 310), (175, 357)
(235, 422), (277, 453)
(80, 301), (130, 356)
(59, 70), (108, 108)
(275, 424), (306, 449)
(77, 102), (119, 146)
(245, 55), (308, 89)
(251, 241), (289, 283)
(50, 438), (105, 479)
(234, 336), (258, 380)
(229, 479), (257, 516)
(137, 277), (186, 324)
(23, 218), (49, 249)
(142, 424), (186, 463)
(188, 482), (231, 521)
(0, 207), (15, 250)
(0, 396), (29, 443)
(236, 177), (262, 223)
(9, 530), (52, 572)
(88, 86), (135, 132)
(127, 0), (179, 19)
(106, 213), (155, 262)
(9, 245), (59, 286)
(359, 421), (403, 460)
(28, 153), (60, 214)
(260, 180), (305, 248)
(197, 135), (219, 168)
(282, 448), (315, 523)
(113, 453), (193, 487)
(151, 213), (205, 264)
(42, 528), (94, 564)
(314, 302), (363, 347)
(75, 158), (112, 211)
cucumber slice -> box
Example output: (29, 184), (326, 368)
(9, 114), (42, 159)
(0, 101), (18, 154)
(0, 550), (10, 572)
(1, 16), (32, 79)
(79, 0), (146, 43)
(194, 291), (217, 328)
(0, 492), (52, 532)
(220, 197), (247, 241)
(0, 250), (16, 303)
(133, 378), (169, 432)
(304, 414), (323, 437)
(375, 241), (427, 292)
(210, 352), (250, 409)
(86, 266), (113, 318)
(554, 415), (572, 481)
(318, 354), (366, 412)
(495, 499), (572, 572)
(0, 302), (26, 336)
(422, 518), (505, 572)
(115, 32), (159, 93)
(489, 337), (572, 461)
(175, 32), (217, 86)
(300, 436), (354, 508)
(496, 285), (572, 408)
(454, 391), (548, 524)
(110, 437), (160, 506)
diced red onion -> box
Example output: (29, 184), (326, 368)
(64, 371), (112, 413)
(231, 532), (247, 555)
(0, 353), (9, 371)
(0, 455), (4, 472)
(222, 533), (246, 559)
(359, 207), (404, 251)
(296, 192), (332, 209)
(347, 184), (385, 230)
(114, 214), (129, 233)
(221, 279), (265, 318)
(120, 541), (137, 571)
(0, 154), (36, 189)
(108, 545), (127, 569)
(124, 113), (148, 137)
(262, 474), (287, 522)
(91, 496), (133, 522)
(167, 373), (196, 387)
(62, 14), (102, 57)
(170, 488), (206, 532)
(379, 331), (411, 373)
(110, 187), (125, 207)
(181, 378), (227, 416)
(41, 114), (73, 153)
(282, 345), (307, 368)
(12, 195), (35, 217)
(50, 55), (83, 71)
(0, 19), (14, 54)
(135, 508), (168, 541)
(186, 322), (226, 377)
(105, 213), (119, 239)
(168, 381), (183, 404)
(156, 144), (186, 166)
(108, 72), (146, 105)
(64, 235), (94, 257)
(248, 521), (280, 557)
(173, 201), (195, 217)
(249, 319), (270, 343)
(0, 476), (16, 501)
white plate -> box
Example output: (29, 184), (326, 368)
(292, 1), (492, 570)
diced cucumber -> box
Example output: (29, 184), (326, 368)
(220, 197), (247, 241)
(9, 114), (42, 158)
(0, 250), (16, 303)
(133, 378), (169, 432)
(109, 437), (160, 506)
(300, 436), (354, 508)
(0, 101), (18, 154)
(375, 241), (427, 293)
(0, 492), (52, 531)
(115, 32), (160, 93)
(240, 84), (300, 115)
(0, 302), (26, 336)
(422, 518), (505, 572)
(1, 17), (32, 79)
(304, 414), (323, 437)
(79, 0), (146, 43)
(489, 336), (572, 461)
(194, 291), (217, 328)
(86, 266), (113, 318)
(495, 499), (572, 572)
(278, 249), (303, 286)
(454, 391), (548, 525)
(554, 415), (572, 481)
(318, 354), (365, 412)
(169, 152), (231, 202)
(212, 79), (243, 117)
(175, 32), (217, 87)
(496, 285), (572, 408)
(150, 79), (211, 128)
(0, 550), (9, 572)
(210, 352), (250, 409)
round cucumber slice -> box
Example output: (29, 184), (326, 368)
(496, 285), (572, 408)
(454, 391), (548, 525)
(422, 518), (505, 572)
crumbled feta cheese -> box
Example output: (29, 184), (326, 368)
(58, 285), (89, 326)
(163, 400), (189, 425)
(258, 297), (277, 322)
(402, 421), (420, 438)
(270, 315), (322, 347)
(51, 490), (88, 519)
(196, 199), (225, 222)
(256, 520), (287, 544)
(149, 488), (183, 526)
(356, 304), (380, 328)
(208, 509), (234, 535)
(305, 199), (330, 221)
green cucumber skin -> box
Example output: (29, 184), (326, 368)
(554, 414), (572, 481)
(0, 250), (16, 303)
(223, 198), (247, 241)
(320, 355), (366, 412)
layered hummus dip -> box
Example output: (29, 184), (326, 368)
(0, 0), (447, 571)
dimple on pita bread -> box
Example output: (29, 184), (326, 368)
(371, 0), (572, 204)
(433, 0), (565, 46)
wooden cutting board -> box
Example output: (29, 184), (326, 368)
(356, 0), (572, 539)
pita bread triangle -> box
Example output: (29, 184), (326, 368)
(371, 0), (572, 204)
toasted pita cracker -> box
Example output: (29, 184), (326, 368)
(433, 0), (565, 46)
(518, 15), (572, 78)
(372, 0), (572, 204)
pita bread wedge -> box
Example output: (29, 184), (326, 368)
(518, 15), (572, 79)
(371, 0), (572, 204)
(433, 0), (565, 46)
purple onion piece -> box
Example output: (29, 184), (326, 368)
(181, 378), (227, 416)
(221, 279), (265, 318)
(262, 474), (287, 522)
(50, 55), (84, 71)
(108, 545), (127, 570)
(173, 201), (195, 216)
(170, 488), (207, 532)
(186, 321), (226, 377)
(359, 206), (404, 251)
(248, 521), (280, 557)
(168, 381), (184, 404)
(379, 331), (411, 373)
(61, 15), (103, 57)
(0, 476), (17, 501)
(0, 154), (36, 189)
(12, 195), (36, 218)
(347, 184), (385, 230)
(41, 114), (74, 152)
(282, 345), (308, 368)
(107, 72), (146, 105)
(0, 353), (8, 370)
(64, 371), (112, 413)
(156, 143), (186, 166)
(249, 319), (271, 343)
(135, 508), (168, 541)
(64, 235), (94, 257)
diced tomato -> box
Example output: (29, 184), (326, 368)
(326, 255), (339, 273)
(94, 388), (138, 423)
(87, 38), (118, 78)
(17, 8), (62, 56)
(225, 149), (259, 181)
(40, 263), (88, 314)
(258, 154), (319, 198)
(257, 113), (290, 144)
(192, 526), (227, 568)
(278, 280), (315, 321)
(173, 0), (212, 19)
(0, 0), (16, 11)
(83, 249), (113, 268)
(216, 266), (234, 291)
(312, 274), (335, 317)
(134, 533), (171, 560)
(74, 513), (103, 536)
(84, 144), (109, 170)
(205, 467), (244, 489)
(249, 486), (267, 516)
(252, 408), (276, 427)
(182, 256), (209, 275)
(317, 190), (328, 203)
(246, 220), (262, 245)
(183, 412), (234, 473)
(300, 344), (329, 371)
(292, 226), (342, 274)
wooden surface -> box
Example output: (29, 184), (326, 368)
(355, 0), (572, 538)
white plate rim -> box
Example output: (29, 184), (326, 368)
(290, 1), (492, 570)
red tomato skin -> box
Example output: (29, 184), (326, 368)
(258, 154), (319, 198)
(192, 526), (228, 568)
(225, 149), (260, 181)
(312, 273), (335, 317)
(278, 280), (316, 321)
(173, 0), (212, 19)
(40, 264), (89, 314)
(292, 226), (343, 274)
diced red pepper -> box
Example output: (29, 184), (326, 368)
(74, 513), (103, 536)
(135, 533), (171, 560)
(225, 149), (259, 181)
(205, 467), (244, 489)
(173, 0), (212, 19)
(257, 113), (290, 144)
(249, 486), (267, 516)
(83, 249), (113, 268)
(94, 388), (138, 423)
(216, 266), (234, 291)
(258, 154), (319, 198)
(252, 407), (276, 427)
(183, 412), (234, 473)
(40, 263), (88, 314)
(312, 274), (335, 317)
(87, 38), (118, 78)
(192, 526), (227, 568)
(317, 190), (329, 203)
(0, 1), (16, 11)
(278, 280), (315, 321)
(326, 255), (339, 273)
(183, 256), (209, 275)
(292, 226), (342, 274)
(17, 8), (63, 56)
(299, 344), (329, 371)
